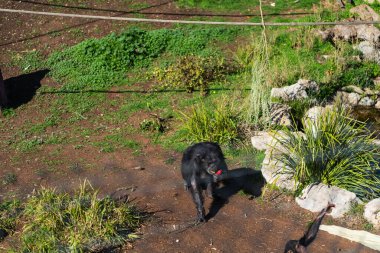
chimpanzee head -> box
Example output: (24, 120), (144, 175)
(195, 150), (223, 175)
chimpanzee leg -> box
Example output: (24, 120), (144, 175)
(190, 175), (206, 222)
(206, 180), (216, 199)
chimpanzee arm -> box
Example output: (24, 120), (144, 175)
(299, 203), (335, 247)
(189, 172), (206, 222)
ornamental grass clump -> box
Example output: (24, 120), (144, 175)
(273, 105), (380, 200)
(20, 180), (141, 252)
(180, 102), (240, 145)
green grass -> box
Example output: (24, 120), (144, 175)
(175, 0), (319, 12)
(272, 104), (380, 200)
(8, 181), (141, 252)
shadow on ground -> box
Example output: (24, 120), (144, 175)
(205, 168), (265, 221)
(4, 69), (49, 108)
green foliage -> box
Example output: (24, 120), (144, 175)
(152, 55), (235, 94)
(337, 61), (380, 89)
(179, 101), (240, 145)
(176, 0), (318, 12)
(21, 181), (141, 252)
(272, 105), (380, 200)
(0, 200), (21, 239)
(47, 27), (240, 91)
(12, 51), (44, 73)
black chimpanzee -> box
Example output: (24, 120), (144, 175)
(284, 203), (335, 253)
(181, 142), (228, 222)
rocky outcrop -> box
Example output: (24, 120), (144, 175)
(296, 183), (360, 218)
(318, 5), (380, 44)
(350, 4), (380, 22)
(356, 41), (380, 64)
(364, 198), (380, 229)
(271, 79), (318, 102)
(335, 86), (380, 108)
(270, 103), (292, 128)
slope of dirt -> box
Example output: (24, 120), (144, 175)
(0, 1), (379, 252)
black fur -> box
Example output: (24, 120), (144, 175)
(181, 142), (228, 222)
(284, 204), (335, 253)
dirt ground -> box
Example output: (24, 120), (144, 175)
(0, 1), (379, 252)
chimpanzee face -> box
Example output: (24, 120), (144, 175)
(196, 152), (221, 175)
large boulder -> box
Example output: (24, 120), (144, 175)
(252, 131), (305, 191)
(358, 96), (376, 106)
(270, 103), (292, 127)
(271, 79), (318, 102)
(319, 24), (380, 44)
(356, 41), (380, 64)
(364, 198), (380, 229)
(350, 4), (380, 21)
(251, 131), (276, 151)
(296, 183), (359, 218)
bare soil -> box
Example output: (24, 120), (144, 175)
(0, 1), (379, 252)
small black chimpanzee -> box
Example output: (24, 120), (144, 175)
(284, 203), (335, 253)
(181, 142), (228, 222)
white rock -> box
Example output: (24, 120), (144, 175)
(251, 131), (276, 151)
(358, 96), (376, 106)
(296, 183), (359, 218)
(375, 99), (380, 109)
(271, 79), (318, 102)
(342, 85), (364, 94)
(347, 92), (361, 106)
(356, 41), (380, 64)
(364, 198), (380, 229)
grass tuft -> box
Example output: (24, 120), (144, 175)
(20, 180), (141, 252)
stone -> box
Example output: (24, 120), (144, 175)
(270, 103), (292, 127)
(356, 25), (380, 44)
(347, 92), (361, 106)
(296, 183), (359, 218)
(261, 154), (296, 191)
(375, 99), (380, 109)
(341, 85), (364, 94)
(364, 87), (378, 95)
(319, 24), (380, 44)
(270, 79), (319, 102)
(251, 131), (276, 151)
(358, 96), (376, 106)
(350, 4), (380, 22)
(356, 41), (380, 63)
(257, 131), (306, 191)
(364, 198), (380, 229)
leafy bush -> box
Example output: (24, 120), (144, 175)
(20, 181), (141, 252)
(152, 55), (235, 94)
(47, 27), (240, 91)
(272, 105), (380, 200)
(180, 101), (240, 145)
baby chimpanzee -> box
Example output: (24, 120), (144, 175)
(284, 203), (335, 253)
(181, 142), (228, 222)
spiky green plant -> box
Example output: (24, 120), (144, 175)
(21, 180), (141, 252)
(180, 101), (240, 145)
(273, 105), (380, 200)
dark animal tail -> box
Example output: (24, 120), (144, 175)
(299, 203), (335, 247)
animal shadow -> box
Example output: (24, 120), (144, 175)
(4, 69), (49, 108)
(205, 168), (266, 221)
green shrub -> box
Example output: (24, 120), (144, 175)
(272, 105), (380, 200)
(180, 101), (240, 145)
(21, 181), (141, 252)
(152, 55), (235, 94)
(0, 200), (21, 239)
